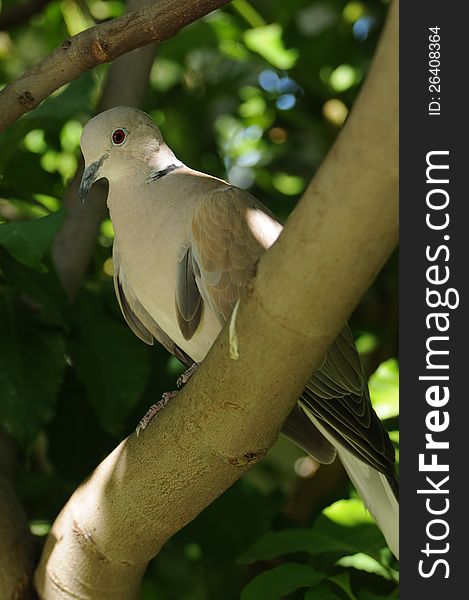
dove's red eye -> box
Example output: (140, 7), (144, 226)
(112, 128), (126, 145)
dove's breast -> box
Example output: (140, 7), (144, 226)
(107, 174), (224, 362)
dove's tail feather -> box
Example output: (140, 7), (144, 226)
(335, 445), (399, 558)
(302, 413), (399, 559)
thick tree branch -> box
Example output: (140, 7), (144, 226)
(0, 0), (230, 132)
(0, 433), (35, 599)
(0, 478), (36, 599)
(52, 0), (157, 299)
(34, 2), (398, 597)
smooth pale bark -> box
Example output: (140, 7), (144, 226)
(0, 0), (230, 131)
(34, 2), (398, 598)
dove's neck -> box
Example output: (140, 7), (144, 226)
(106, 142), (185, 231)
(146, 143), (183, 181)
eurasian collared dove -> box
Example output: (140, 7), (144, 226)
(79, 106), (399, 558)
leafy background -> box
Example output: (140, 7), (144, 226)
(0, 0), (398, 598)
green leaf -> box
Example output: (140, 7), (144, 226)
(337, 554), (393, 581)
(328, 572), (358, 600)
(0, 210), (65, 272)
(0, 248), (66, 326)
(323, 498), (374, 526)
(369, 359), (399, 419)
(239, 529), (324, 564)
(238, 517), (386, 565)
(314, 516), (387, 561)
(240, 563), (326, 600)
(0, 150), (60, 200)
(304, 581), (342, 600)
(0, 292), (65, 445)
(244, 24), (299, 69)
(357, 590), (399, 600)
(71, 290), (151, 435)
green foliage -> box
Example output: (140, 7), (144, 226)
(238, 518), (386, 566)
(71, 289), (151, 435)
(358, 590), (399, 600)
(241, 563), (326, 600)
(368, 359), (399, 420)
(244, 24), (299, 69)
(0, 291), (65, 445)
(0, 210), (64, 271)
(0, 248), (66, 325)
(0, 0), (397, 597)
(237, 497), (397, 598)
(305, 581), (345, 599)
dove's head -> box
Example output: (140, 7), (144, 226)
(79, 106), (178, 201)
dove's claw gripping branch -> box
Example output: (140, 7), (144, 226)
(136, 391), (178, 435)
(177, 363), (199, 388)
(136, 364), (198, 435)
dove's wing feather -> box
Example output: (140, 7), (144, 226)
(282, 404), (337, 464)
(189, 185), (281, 323)
(114, 239), (193, 366)
(175, 246), (204, 341)
(283, 326), (397, 479)
(300, 326), (396, 477)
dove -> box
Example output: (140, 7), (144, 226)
(79, 106), (399, 558)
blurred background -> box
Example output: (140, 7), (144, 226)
(0, 0), (398, 598)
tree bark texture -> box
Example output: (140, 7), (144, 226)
(0, 433), (35, 600)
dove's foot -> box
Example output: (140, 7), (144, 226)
(135, 364), (199, 435)
(177, 362), (199, 388)
(136, 390), (178, 435)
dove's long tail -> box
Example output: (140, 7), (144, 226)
(307, 414), (399, 559)
(337, 447), (399, 558)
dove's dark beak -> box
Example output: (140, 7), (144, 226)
(79, 156), (106, 202)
